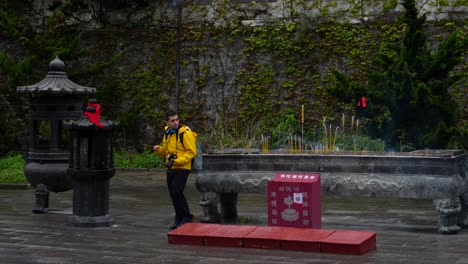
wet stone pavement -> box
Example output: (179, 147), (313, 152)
(1, 170), (468, 264)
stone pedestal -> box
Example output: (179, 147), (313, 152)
(199, 192), (220, 223)
(434, 198), (461, 234)
(32, 184), (49, 214)
(68, 170), (115, 227)
(458, 193), (468, 227)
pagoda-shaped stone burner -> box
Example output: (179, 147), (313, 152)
(65, 104), (118, 227)
(17, 57), (96, 213)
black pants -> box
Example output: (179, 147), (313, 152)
(166, 169), (191, 222)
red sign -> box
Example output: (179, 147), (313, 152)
(273, 172), (320, 182)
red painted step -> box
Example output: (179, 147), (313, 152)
(204, 224), (258, 247)
(319, 229), (377, 255)
(280, 228), (336, 252)
(167, 223), (377, 255)
(168, 223), (220, 246)
(243, 226), (291, 249)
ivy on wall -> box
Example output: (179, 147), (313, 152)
(0, 1), (123, 155)
(1, 0), (466, 153)
(328, 0), (467, 149)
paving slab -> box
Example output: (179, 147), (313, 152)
(1, 170), (467, 264)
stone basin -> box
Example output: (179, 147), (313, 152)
(195, 149), (468, 234)
(197, 150), (466, 199)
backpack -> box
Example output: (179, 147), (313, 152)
(165, 127), (203, 171)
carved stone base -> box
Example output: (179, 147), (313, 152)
(68, 214), (114, 228)
(434, 198), (461, 234)
(32, 184), (49, 214)
(458, 193), (468, 227)
(199, 192), (220, 223)
(198, 192), (239, 223)
(199, 192), (240, 223)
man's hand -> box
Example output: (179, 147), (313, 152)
(153, 145), (160, 151)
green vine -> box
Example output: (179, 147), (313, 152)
(1, 0), (466, 154)
(0, 1), (123, 155)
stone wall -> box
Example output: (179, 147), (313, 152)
(2, 0), (466, 149)
(22, 0), (468, 30)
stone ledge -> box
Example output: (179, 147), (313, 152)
(0, 183), (30, 189)
(115, 167), (165, 172)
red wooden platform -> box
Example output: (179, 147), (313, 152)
(168, 223), (377, 255)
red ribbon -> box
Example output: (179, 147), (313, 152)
(84, 102), (103, 128)
(357, 96), (367, 108)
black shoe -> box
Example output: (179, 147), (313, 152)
(168, 219), (181, 230)
(176, 215), (194, 228)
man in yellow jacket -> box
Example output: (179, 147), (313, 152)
(153, 110), (197, 230)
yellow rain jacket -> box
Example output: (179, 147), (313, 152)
(154, 125), (197, 170)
